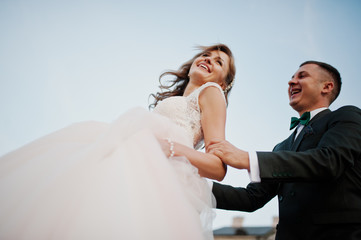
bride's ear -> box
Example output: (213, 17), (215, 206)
(218, 80), (226, 89)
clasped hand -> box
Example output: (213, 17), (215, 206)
(207, 140), (250, 171)
(157, 137), (250, 171)
(158, 138), (174, 158)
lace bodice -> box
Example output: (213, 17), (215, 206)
(153, 82), (225, 150)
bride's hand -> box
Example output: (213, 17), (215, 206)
(207, 140), (250, 170)
(157, 138), (173, 158)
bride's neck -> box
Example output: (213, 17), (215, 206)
(183, 82), (200, 97)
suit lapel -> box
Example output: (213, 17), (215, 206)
(288, 130), (297, 149)
(291, 109), (331, 151)
(291, 127), (306, 151)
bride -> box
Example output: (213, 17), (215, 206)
(0, 44), (236, 240)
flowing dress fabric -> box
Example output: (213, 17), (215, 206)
(0, 82), (224, 240)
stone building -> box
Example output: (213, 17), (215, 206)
(213, 216), (277, 240)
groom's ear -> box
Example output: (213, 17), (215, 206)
(321, 81), (334, 94)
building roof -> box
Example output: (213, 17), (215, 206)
(213, 226), (274, 236)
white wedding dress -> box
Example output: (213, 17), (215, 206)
(0, 82), (224, 240)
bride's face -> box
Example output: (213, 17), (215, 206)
(188, 50), (230, 88)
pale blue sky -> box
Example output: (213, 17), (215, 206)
(1, 0), (361, 229)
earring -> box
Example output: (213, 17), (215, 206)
(224, 81), (234, 93)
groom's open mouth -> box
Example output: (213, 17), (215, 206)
(290, 88), (301, 98)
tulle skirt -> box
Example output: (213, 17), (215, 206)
(0, 107), (215, 240)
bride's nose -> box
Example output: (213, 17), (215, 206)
(204, 57), (211, 64)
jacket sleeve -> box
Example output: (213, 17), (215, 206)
(258, 105), (361, 182)
(212, 181), (279, 212)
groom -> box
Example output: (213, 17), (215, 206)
(208, 61), (361, 240)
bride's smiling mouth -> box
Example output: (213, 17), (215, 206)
(198, 63), (211, 73)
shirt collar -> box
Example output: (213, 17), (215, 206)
(310, 107), (328, 120)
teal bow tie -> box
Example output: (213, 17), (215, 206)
(290, 112), (311, 130)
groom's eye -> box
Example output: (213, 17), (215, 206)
(298, 72), (306, 79)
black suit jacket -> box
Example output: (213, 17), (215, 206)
(213, 106), (361, 240)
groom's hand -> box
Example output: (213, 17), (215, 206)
(207, 140), (250, 171)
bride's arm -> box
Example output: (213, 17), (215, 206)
(160, 86), (227, 181)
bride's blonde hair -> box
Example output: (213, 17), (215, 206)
(149, 44), (236, 109)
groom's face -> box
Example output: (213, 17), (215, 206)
(288, 64), (326, 114)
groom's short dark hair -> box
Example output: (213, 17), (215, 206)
(300, 60), (342, 104)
